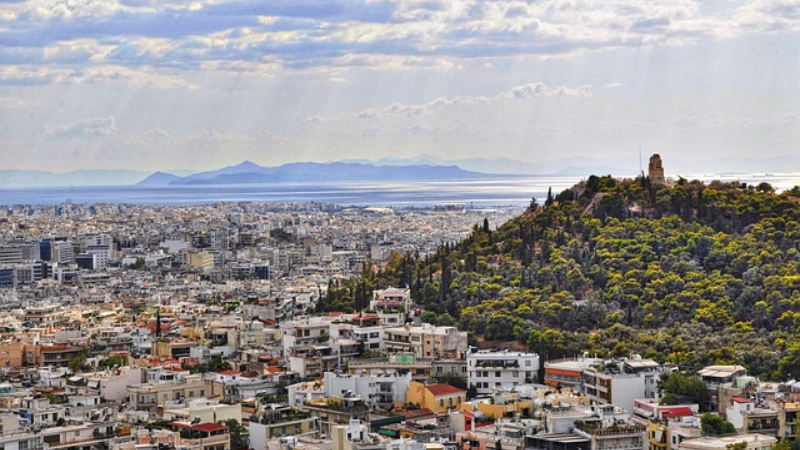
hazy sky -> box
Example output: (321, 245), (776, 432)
(0, 0), (799, 172)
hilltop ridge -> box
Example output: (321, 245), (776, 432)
(328, 174), (800, 379)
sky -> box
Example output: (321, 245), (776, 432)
(0, 0), (799, 173)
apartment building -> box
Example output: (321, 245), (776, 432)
(324, 371), (412, 408)
(370, 287), (413, 326)
(581, 358), (661, 414)
(128, 372), (210, 413)
(384, 324), (467, 360)
(467, 348), (539, 395)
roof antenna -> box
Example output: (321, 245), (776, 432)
(639, 145), (643, 177)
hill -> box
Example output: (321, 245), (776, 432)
(136, 171), (183, 186)
(168, 161), (493, 185)
(322, 176), (800, 379)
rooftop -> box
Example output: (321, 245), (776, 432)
(426, 383), (466, 397)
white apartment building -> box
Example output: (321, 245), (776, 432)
(0, 414), (44, 450)
(324, 371), (412, 407)
(581, 357), (662, 414)
(330, 323), (384, 352)
(370, 287), (413, 326)
(467, 348), (539, 395)
(281, 316), (334, 354)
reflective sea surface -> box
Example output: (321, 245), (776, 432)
(0, 177), (581, 207)
(0, 173), (795, 207)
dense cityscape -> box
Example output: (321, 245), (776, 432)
(0, 159), (798, 450)
(2, 0), (799, 449)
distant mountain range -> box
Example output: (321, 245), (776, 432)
(340, 155), (632, 176)
(136, 161), (493, 186)
(2, 154), (800, 188)
(341, 154), (800, 177)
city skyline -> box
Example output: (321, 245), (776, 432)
(1, 0), (799, 172)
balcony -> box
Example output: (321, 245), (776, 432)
(178, 433), (230, 450)
(747, 419), (779, 432)
(475, 360), (519, 369)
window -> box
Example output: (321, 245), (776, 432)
(512, 371), (518, 377)
(495, 371), (501, 377)
(525, 360), (531, 366)
(439, 399), (444, 408)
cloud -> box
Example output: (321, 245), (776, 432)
(28, 0), (124, 20)
(0, 65), (196, 88)
(733, 0), (800, 32)
(359, 102), (429, 119)
(352, 81), (592, 120)
(3, 0), (794, 79)
(501, 82), (592, 99)
(46, 116), (118, 139)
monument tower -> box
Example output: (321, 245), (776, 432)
(648, 154), (665, 184)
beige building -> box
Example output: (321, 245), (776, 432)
(299, 397), (369, 436)
(183, 250), (215, 271)
(679, 434), (776, 450)
(128, 373), (212, 413)
(384, 324), (468, 360)
(162, 398), (242, 423)
(248, 408), (319, 448)
(174, 422), (231, 450)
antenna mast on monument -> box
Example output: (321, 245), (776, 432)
(639, 145), (643, 177)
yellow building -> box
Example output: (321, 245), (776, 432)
(407, 381), (466, 413)
(183, 250), (214, 271)
(460, 399), (533, 419)
(0, 342), (25, 369)
(248, 409), (318, 444)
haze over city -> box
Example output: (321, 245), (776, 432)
(1, 0), (799, 173)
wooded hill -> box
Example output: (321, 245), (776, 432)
(320, 175), (800, 380)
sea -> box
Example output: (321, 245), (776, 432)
(0, 173), (796, 207)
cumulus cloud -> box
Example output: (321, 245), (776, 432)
(359, 102), (429, 119)
(46, 116), (118, 139)
(2, 0), (791, 78)
(353, 81), (592, 120)
(29, 0), (124, 20)
(501, 82), (591, 99)
(0, 65), (196, 88)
